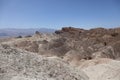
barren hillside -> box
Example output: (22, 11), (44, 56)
(0, 27), (120, 80)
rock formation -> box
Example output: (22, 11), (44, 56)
(1, 27), (120, 80)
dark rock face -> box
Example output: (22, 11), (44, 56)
(53, 27), (120, 60)
(39, 38), (71, 57)
(55, 27), (85, 36)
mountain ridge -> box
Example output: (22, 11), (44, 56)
(0, 28), (55, 37)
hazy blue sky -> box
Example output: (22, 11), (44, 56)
(0, 0), (120, 29)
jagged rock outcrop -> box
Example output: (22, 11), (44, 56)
(55, 27), (85, 35)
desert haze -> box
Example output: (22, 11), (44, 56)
(0, 28), (55, 38)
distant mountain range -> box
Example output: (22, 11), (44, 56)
(0, 28), (55, 38)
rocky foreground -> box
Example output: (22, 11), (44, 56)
(0, 44), (88, 80)
(0, 27), (120, 80)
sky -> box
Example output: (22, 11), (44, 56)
(0, 0), (120, 29)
